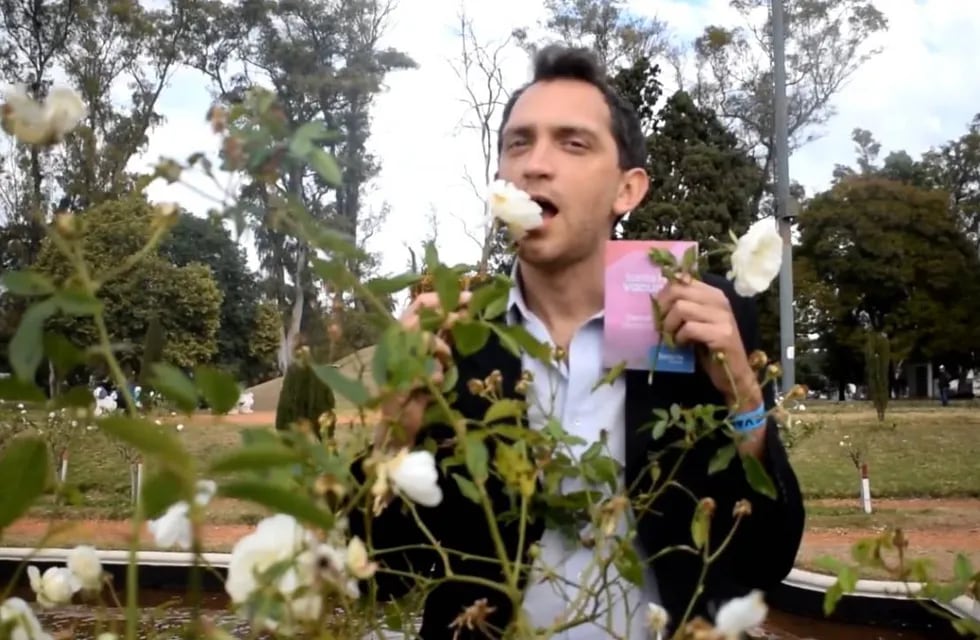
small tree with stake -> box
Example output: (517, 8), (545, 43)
(864, 331), (891, 421)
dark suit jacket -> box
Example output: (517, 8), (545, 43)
(351, 273), (806, 639)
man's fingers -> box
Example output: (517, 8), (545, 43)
(661, 299), (718, 335)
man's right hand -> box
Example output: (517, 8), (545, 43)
(375, 291), (471, 450)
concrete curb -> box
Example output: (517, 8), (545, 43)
(1, 548), (978, 626)
(785, 567), (980, 622)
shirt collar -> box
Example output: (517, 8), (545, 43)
(505, 260), (604, 327)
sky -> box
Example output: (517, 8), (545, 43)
(133, 0), (980, 283)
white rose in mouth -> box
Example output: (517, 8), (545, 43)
(488, 179), (544, 236)
(727, 217), (783, 297)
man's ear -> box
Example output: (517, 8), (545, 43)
(613, 167), (649, 218)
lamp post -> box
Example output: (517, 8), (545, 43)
(772, 0), (795, 392)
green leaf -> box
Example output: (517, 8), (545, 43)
(708, 443), (737, 474)
(681, 245), (698, 274)
(140, 469), (188, 519)
(150, 363), (200, 413)
(468, 277), (510, 317)
(613, 543), (644, 586)
(812, 555), (848, 574)
(219, 480), (334, 530)
(97, 416), (190, 473)
(365, 272), (421, 297)
(1, 270), (54, 296)
(741, 453), (777, 499)
(423, 241), (439, 273)
(592, 361), (626, 392)
(194, 366), (241, 414)
(483, 294), (509, 321)
(451, 321), (491, 356)
(484, 398), (524, 425)
(441, 364), (459, 395)
(433, 266), (461, 312)
(953, 553), (973, 583)
(503, 325), (552, 362)
(690, 502), (710, 550)
(823, 581), (844, 617)
(837, 565), (858, 592)
(43, 333), (86, 374)
(0, 437), (50, 532)
(53, 385), (99, 409)
(311, 364), (369, 406)
(10, 298), (58, 381)
(651, 417), (670, 441)
(452, 473), (481, 503)
(465, 434), (489, 484)
(309, 148), (342, 186)
(0, 377), (45, 402)
(209, 445), (304, 474)
(648, 248), (677, 269)
(55, 288), (103, 316)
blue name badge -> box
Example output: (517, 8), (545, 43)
(648, 343), (696, 374)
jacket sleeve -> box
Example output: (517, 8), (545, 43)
(707, 278), (807, 591)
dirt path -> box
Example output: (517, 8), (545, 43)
(7, 498), (980, 554)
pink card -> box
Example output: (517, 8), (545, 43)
(603, 240), (698, 373)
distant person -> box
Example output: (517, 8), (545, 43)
(937, 365), (951, 407)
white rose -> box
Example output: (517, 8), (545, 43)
(488, 179), (544, 236)
(147, 501), (192, 550)
(727, 217), (783, 297)
(387, 449), (443, 507)
(67, 545), (103, 591)
(0, 597), (54, 640)
(146, 479), (217, 550)
(26, 566), (79, 608)
(714, 589), (768, 639)
(225, 514), (317, 605)
(646, 602), (669, 637)
(1, 84), (86, 145)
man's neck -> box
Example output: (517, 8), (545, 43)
(517, 254), (605, 349)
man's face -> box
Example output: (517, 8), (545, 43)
(497, 78), (647, 269)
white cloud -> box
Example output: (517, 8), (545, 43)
(136, 0), (980, 279)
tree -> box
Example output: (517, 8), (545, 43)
(445, 7), (514, 272)
(191, 0), (415, 373)
(864, 331), (889, 421)
(690, 0), (888, 214)
(515, 0), (673, 72)
(159, 213), (263, 379)
(619, 90), (763, 269)
(0, 0), (201, 264)
(797, 177), (980, 395)
(916, 114), (980, 252)
(248, 301), (283, 385)
(33, 196), (223, 374)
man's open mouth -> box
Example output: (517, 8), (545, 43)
(531, 196), (559, 218)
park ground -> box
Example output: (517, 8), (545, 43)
(4, 401), (980, 583)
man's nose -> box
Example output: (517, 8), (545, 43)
(521, 140), (556, 181)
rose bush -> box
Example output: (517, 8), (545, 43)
(0, 84), (975, 640)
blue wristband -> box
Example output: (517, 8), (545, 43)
(731, 404), (767, 433)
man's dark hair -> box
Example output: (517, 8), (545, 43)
(496, 44), (647, 171)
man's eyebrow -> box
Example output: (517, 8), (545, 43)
(502, 124), (600, 140)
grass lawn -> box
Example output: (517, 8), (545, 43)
(788, 400), (980, 499)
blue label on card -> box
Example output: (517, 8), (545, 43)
(648, 343), (696, 374)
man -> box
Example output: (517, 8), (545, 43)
(352, 45), (805, 639)
(937, 365), (951, 407)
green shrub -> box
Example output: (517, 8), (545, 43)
(275, 362), (336, 438)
